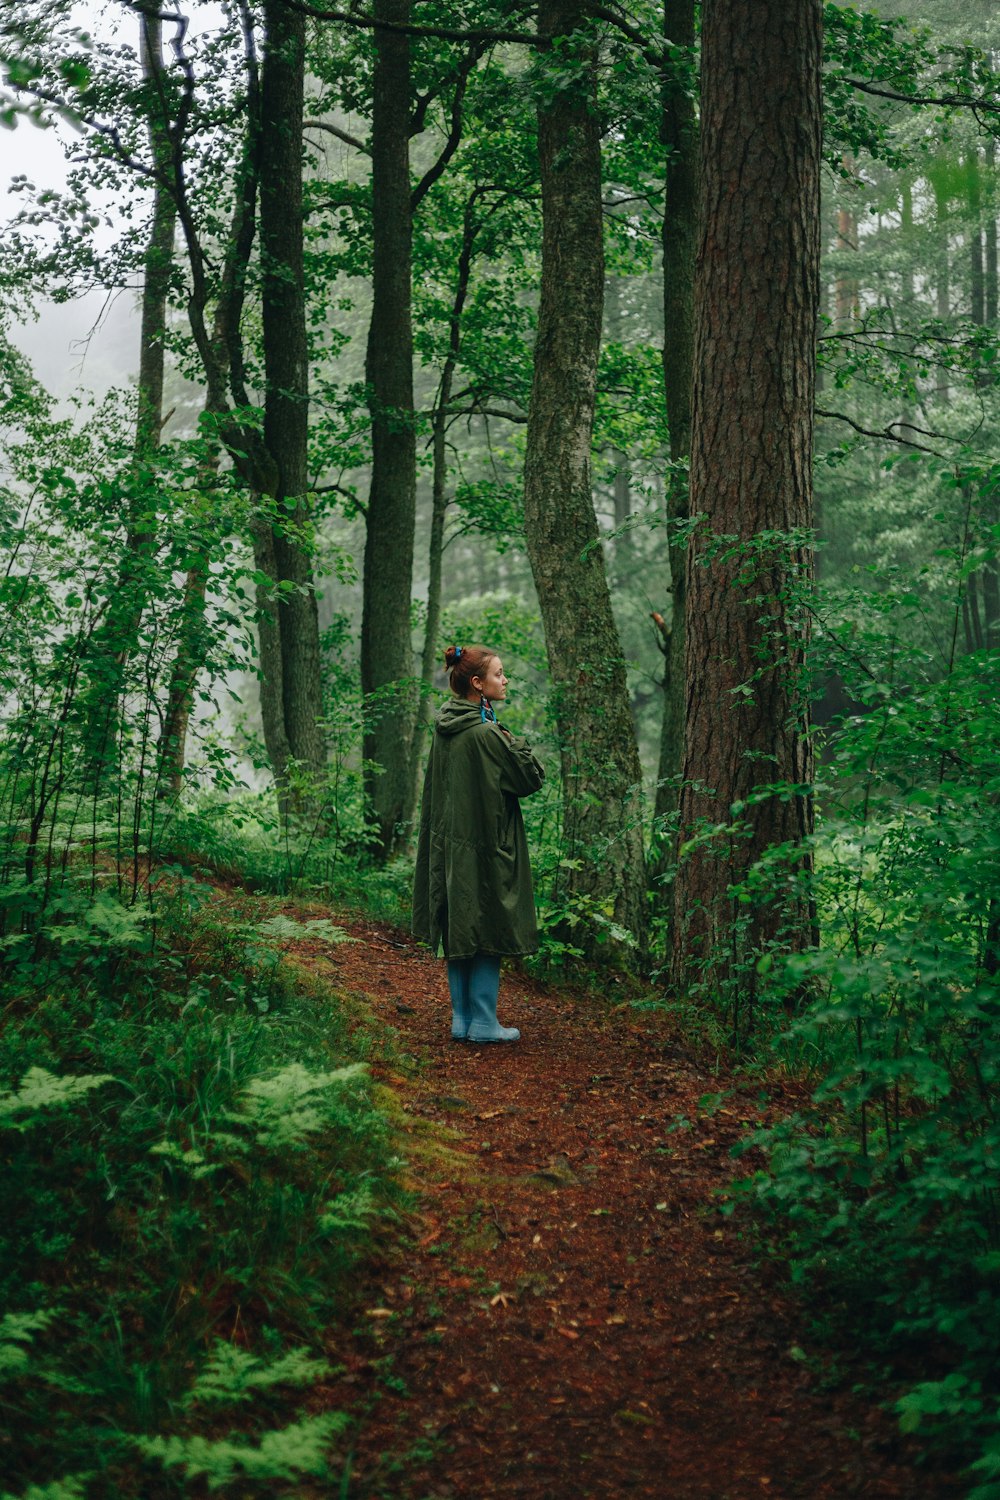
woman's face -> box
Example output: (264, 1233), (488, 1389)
(474, 657), (507, 703)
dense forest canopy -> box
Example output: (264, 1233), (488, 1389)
(1, 0), (999, 1493)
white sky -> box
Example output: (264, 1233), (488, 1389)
(2, 1), (227, 401)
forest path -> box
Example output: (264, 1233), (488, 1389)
(279, 907), (951, 1500)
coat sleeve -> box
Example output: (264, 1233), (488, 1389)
(480, 724), (544, 798)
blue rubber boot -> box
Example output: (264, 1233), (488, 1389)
(447, 959), (471, 1040)
(465, 956), (519, 1043)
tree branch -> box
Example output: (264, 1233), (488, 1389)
(275, 0), (542, 47)
(816, 406), (952, 456)
(845, 76), (1000, 117)
(6, 80), (157, 180)
(308, 479), (364, 508)
(583, 2), (666, 66)
(410, 43), (485, 211)
(304, 117), (370, 153)
(444, 403), (528, 424)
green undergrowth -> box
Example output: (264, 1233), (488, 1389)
(721, 641), (1000, 1495)
(0, 870), (406, 1498)
(165, 796), (414, 930)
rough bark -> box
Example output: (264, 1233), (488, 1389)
(257, 0), (326, 798)
(653, 0), (698, 853)
(522, 0), (647, 955)
(361, 0), (418, 858)
(669, 0), (821, 1018)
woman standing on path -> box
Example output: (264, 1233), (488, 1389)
(412, 644), (544, 1043)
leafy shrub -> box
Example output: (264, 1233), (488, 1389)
(736, 625), (1000, 1486)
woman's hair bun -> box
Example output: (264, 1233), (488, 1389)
(443, 643), (495, 695)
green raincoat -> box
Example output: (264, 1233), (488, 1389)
(412, 697), (544, 959)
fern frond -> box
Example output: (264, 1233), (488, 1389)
(182, 1343), (333, 1409)
(0, 1069), (114, 1131)
(137, 1412), (348, 1489)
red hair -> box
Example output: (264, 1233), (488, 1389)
(444, 644), (497, 696)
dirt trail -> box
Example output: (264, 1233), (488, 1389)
(291, 914), (956, 1500)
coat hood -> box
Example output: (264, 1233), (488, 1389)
(434, 696), (492, 737)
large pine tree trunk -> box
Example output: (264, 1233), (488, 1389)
(361, 0), (418, 858)
(523, 0), (647, 956)
(257, 0), (326, 801)
(653, 0), (698, 854)
(669, 0), (821, 1018)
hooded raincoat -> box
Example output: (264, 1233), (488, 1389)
(412, 698), (544, 959)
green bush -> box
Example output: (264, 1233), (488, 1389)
(736, 630), (1000, 1486)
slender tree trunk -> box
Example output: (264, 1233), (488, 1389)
(933, 170), (951, 326)
(897, 176), (917, 428)
(969, 135), (1000, 650)
(157, 562), (211, 796)
(157, 447), (220, 797)
(835, 160), (859, 328)
(969, 147), (985, 327)
(361, 0), (418, 858)
(612, 465), (631, 526)
(81, 10), (175, 784)
(933, 167), (951, 402)
(133, 15), (175, 465)
(412, 200), (478, 818)
(257, 0), (326, 802)
(964, 570), (983, 653)
(986, 135), (998, 325)
(900, 177), (915, 312)
(605, 278), (632, 528)
(985, 556), (1000, 649)
(669, 0), (821, 1019)
(654, 0), (698, 854)
(523, 0), (647, 955)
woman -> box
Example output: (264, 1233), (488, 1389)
(412, 644), (544, 1043)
